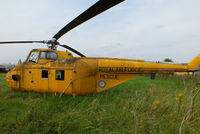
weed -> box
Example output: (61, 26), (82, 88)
(0, 73), (200, 134)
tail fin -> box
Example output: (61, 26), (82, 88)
(187, 55), (200, 71)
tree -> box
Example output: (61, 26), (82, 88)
(163, 58), (173, 62)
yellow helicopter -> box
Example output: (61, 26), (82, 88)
(1, 0), (200, 96)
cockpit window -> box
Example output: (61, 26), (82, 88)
(47, 52), (57, 60)
(39, 52), (57, 60)
(28, 52), (39, 63)
(40, 52), (46, 59)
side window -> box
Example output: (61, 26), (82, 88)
(56, 70), (64, 80)
(42, 70), (48, 79)
(28, 52), (39, 63)
(40, 52), (46, 59)
(47, 52), (57, 60)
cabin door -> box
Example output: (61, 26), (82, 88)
(48, 69), (72, 94)
(39, 69), (49, 92)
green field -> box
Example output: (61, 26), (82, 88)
(0, 73), (200, 134)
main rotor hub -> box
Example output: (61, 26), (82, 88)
(47, 43), (58, 50)
(44, 38), (59, 50)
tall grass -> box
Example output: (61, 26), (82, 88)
(0, 73), (200, 134)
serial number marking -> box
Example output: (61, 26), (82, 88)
(99, 67), (144, 73)
(100, 74), (119, 80)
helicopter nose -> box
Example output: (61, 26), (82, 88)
(12, 75), (20, 81)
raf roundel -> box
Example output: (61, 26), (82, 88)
(98, 80), (106, 88)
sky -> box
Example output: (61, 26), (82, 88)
(0, 0), (200, 64)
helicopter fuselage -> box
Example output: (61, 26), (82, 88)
(6, 49), (199, 96)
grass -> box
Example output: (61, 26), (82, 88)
(0, 73), (200, 134)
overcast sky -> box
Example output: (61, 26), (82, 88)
(0, 0), (200, 64)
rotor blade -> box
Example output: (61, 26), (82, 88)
(53, 0), (125, 40)
(59, 44), (86, 57)
(0, 41), (44, 44)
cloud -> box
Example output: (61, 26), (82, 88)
(0, 0), (200, 64)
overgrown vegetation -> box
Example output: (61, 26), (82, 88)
(0, 73), (200, 134)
